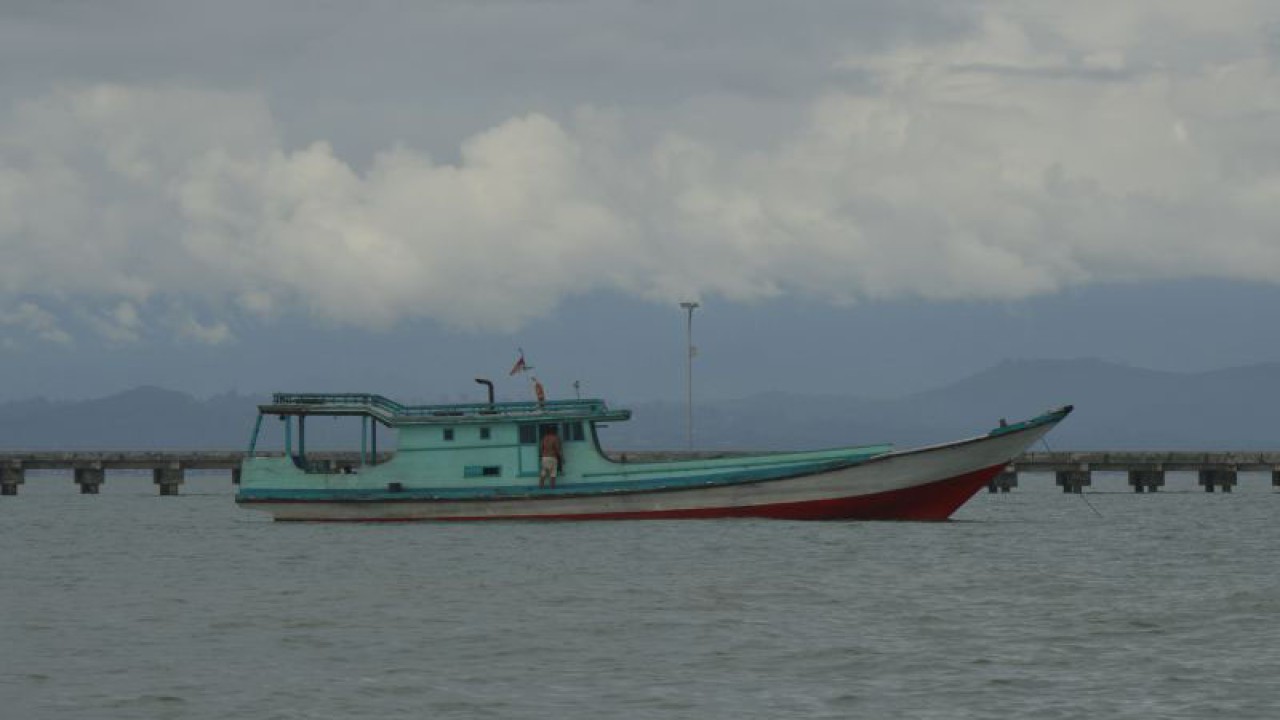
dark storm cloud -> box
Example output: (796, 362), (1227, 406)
(0, 1), (980, 156)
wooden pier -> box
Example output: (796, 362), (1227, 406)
(1, 450), (1278, 496)
(0, 451), (371, 495)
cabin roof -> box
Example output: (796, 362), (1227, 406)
(259, 393), (631, 426)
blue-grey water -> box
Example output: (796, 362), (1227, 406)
(3, 472), (1279, 719)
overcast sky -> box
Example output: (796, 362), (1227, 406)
(2, 1), (1279, 403)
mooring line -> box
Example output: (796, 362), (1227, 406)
(1041, 436), (1103, 518)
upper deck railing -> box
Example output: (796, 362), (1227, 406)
(264, 393), (624, 424)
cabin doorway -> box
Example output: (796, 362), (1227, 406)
(517, 422), (560, 477)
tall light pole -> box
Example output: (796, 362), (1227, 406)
(679, 301), (700, 450)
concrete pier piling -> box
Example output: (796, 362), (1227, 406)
(987, 470), (1018, 493)
(1128, 469), (1165, 493)
(152, 466), (184, 496)
(73, 466), (105, 494)
(1198, 468), (1237, 493)
(1055, 470), (1091, 494)
(1, 463), (23, 495)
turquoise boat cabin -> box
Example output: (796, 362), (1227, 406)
(238, 392), (895, 500)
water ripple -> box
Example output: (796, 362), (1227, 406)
(2, 481), (1278, 718)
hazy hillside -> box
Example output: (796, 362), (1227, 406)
(0, 386), (262, 449)
(2, 359), (1278, 450)
(903, 359), (1279, 449)
(603, 358), (1280, 450)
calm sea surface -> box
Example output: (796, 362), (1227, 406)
(3, 473), (1278, 719)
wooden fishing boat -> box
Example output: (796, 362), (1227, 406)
(235, 392), (1071, 521)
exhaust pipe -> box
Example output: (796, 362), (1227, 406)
(474, 378), (495, 406)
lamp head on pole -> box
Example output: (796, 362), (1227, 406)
(679, 301), (700, 312)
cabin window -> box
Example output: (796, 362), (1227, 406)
(520, 423), (563, 444)
(479, 427), (491, 440)
(518, 424), (538, 444)
(561, 422), (585, 442)
(464, 465), (503, 478)
(443, 428), (455, 441)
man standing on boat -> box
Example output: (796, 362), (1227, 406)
(540, 427), (563, 489)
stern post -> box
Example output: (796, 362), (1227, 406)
(247, 413), (264, 456)
(361, 415), (369, 466)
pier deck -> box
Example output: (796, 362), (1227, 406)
(0, 451), (370, 495)
(999, 451), (1280, 493)
(1, 450), (1278, 495)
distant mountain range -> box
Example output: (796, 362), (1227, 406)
(1, 359), (1276, 450)
(607, 358), (1280, 451)
(0, 386), (256, 450)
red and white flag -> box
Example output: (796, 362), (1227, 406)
(509, 352), (528, 376)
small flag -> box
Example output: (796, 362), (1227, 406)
(509, 351), (527, 376)
(533, 378), (546, 404)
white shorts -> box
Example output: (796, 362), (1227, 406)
(540, 456), (558, 478)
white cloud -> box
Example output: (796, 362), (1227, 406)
(0, 302), (72, 345)
(85, 301), (143, 343)
(0, 2), (1278, 338)
(175, 315), (233, 345)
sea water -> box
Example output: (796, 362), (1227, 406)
(2, 472), (1278, 719)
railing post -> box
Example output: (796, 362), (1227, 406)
(247, 414), (264, 456)
(361, 415), (369, 466)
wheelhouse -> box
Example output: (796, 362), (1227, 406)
(246, 392), (630, 479)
